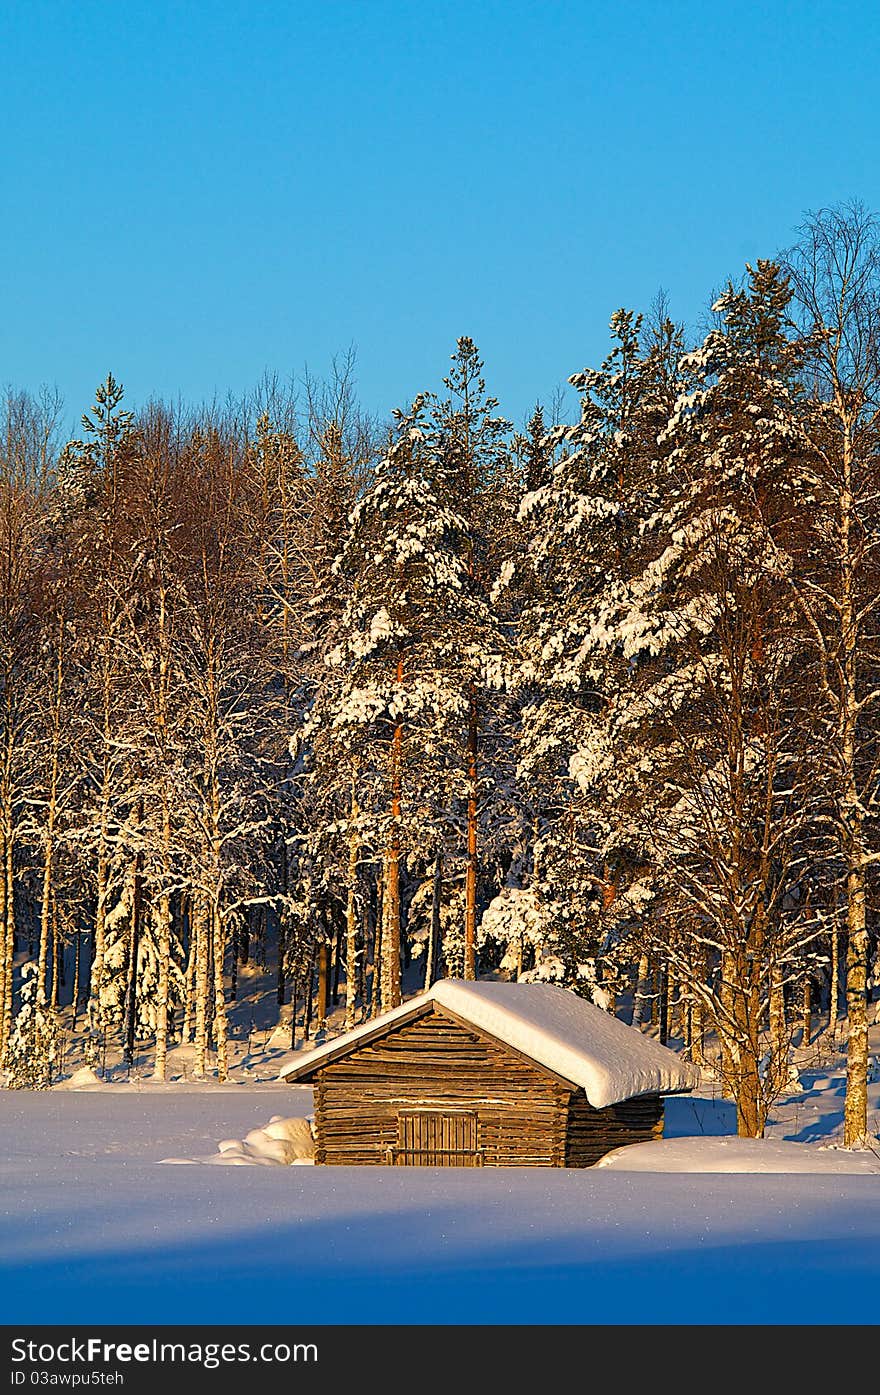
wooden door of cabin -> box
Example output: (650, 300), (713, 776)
(390, 1110), (482, 1166)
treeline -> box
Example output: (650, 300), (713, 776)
(2, 203), (880, 1141)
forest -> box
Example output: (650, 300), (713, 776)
(1, 202), (879, 1144)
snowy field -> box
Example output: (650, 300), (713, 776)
(2, 1028), (880, 1327)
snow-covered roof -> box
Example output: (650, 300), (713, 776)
(279, 979), (700, 1108)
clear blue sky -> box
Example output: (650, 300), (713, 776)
(1, 1), (878, 435)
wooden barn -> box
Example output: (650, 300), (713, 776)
(280, 979), (700, 1167)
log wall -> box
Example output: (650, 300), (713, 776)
(310, 1003), (666, 1168)
(315, 1006), (567, 1166)
(564, 1089), (664, 1167)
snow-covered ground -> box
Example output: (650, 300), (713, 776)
(1, 1022), (879, 1326)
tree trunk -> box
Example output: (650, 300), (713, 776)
(0, 829), (5, 1053)
(664, 969), (675, 1042)
(730, 946), (765, 1138)
(123, 845), (142, 1072)
(387, 669), (404, 1009)
(331, 925), (342, 1006)
(37, 786), (59, 1010)
(828, 927), (840, 1039)
(658, 967), (668, 1045)
(631, 953), (651, 1029)
(72, 929), (81, 1019)
(303, 956), (314, 1041)
(289, 978), (298, 1050)
(152, 791), (173, 1081)
(371, 879), (383, 1019)
(801, 976), (812, 1048)
(839, 421), (869, 1145)
(425, 853), (443, 991)
(359, 896), (370, 1013)
(0, 816), (11, 1062)
(90, 823), (110, 1033)
(720, 952), (735, 1096)
(344, 776), (361, 1031)
(50, 899), (60, 1009)
(276, 929), (286, 1007)
(192, 895), (210, 1078)
(181, 909), (196, 1046)
(277, 840), (288, 1007)
(733, 994), (762, 1137)
(844, 865), (870, 1145)
(37, 619), (65, 1011)
(381, 658), (404, 1011)
(37, 834), (54, 1010)
(690, 951), (705, 1065)
(87, 652), (115, 1043)
(152, 883), (172, 1080)
(769, 963), (787, 1096)
(317, 940), (330, 1032)
(735, 1073), (762, 1137)
(211, 906), (228, 1082)
(205, 908), (215, 1044)
(464, 687), (478, 979)
(150, 574), (175, 1081)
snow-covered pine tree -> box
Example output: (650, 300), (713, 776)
(175, 419), (272, 1080)
(521, 403), (554, 494)
(515, 308), (684, 999)
(114, 402), (191, 1080)
(298, 412), (371, 1020)
(255, 382), (372, 1028)
(4, 961), (59, 1088)
(428, 338), (515, 978)
(60, 376), (140, 1059)
(89, 802), (139, 1046)
(611, 262), (821, 1135)
(478, 403), (558, 985)
(0, 390), (61, 1062)
(27, 465), (98, 1014)
(245, 403), (312, 1013)
(306, 390), (488, 1009)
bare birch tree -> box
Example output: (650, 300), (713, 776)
(782, 202), (880, 1144)
(0, 391), (58, 1058)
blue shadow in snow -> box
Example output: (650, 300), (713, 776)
(2, 1198), (880, 1327)
(663, 1095), (738, 1138)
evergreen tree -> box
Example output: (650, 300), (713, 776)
(58, 376), (139, 1059)
(610, 263), (819, 1134)
(515, 309), (683, 997)
(4, 962), (59, 1089)
(428, 338), (514, 977)
(0, 390), (61, 1062)
(306, 392), (487, 1008)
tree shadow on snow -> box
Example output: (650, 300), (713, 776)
(662, 1094), (738, 1138)
(3, 1177), (879, 1327)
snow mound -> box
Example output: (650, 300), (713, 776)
(160, 1115), (316, 1167)
(54, 1066), (104, 1091)
(595, 1136), (880, 1174)
(266, 1018), (295, 1050)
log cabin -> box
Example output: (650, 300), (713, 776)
(279, 979), (700, 1167)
